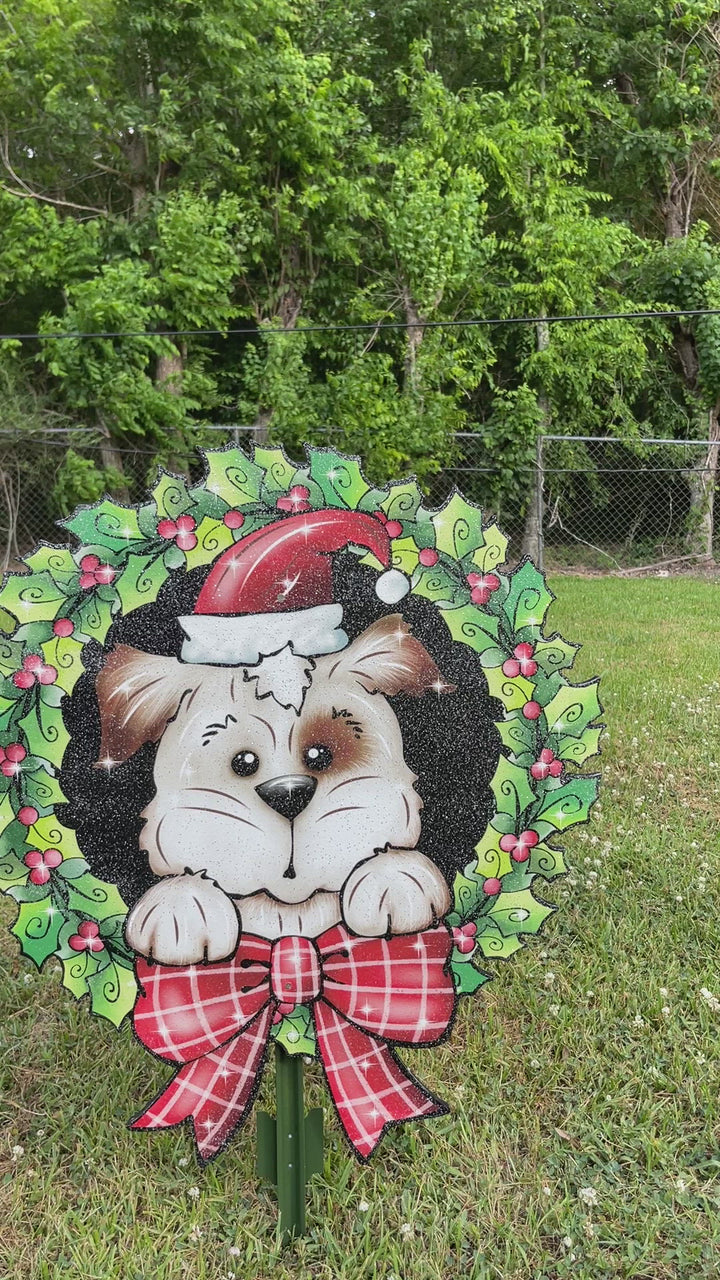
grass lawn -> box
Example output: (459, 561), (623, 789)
(1, 575), (719, 1280)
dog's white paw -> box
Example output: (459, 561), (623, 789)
(125, 872), (240, 965)
(341, 849), (451, 937)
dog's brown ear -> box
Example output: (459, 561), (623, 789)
(95, 645), (196, 765)
(334, 615), (454, 697)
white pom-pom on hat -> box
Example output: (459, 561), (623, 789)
(375, 568), (410, 604)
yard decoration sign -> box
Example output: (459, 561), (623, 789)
(0, 445), (601, 1186)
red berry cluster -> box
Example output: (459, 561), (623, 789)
(24, 848), (62, 885)
(13, 654), (57, 689)
(466, 571), (500, 605)
(277, 485), (311, 513)
(79, 555), (116, 589)
(531, 748), (563, 780)
(451, 922), (478, 954)
(373, 509), (403, 539)
(499, 829), (540, 862)
(0, 742), (26, 777)
(157, 515), (198, 550)
(502, 642), (537, 678)
(68, 920), (104, 953)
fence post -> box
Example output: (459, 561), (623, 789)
(536, 434), (545, 571)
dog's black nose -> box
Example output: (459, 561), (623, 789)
(255, 774), (317, 821)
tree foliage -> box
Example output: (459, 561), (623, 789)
(0, 0), (719, 519)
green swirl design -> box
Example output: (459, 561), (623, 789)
(159, 480), (186, 519)
(450, 517), (472, 556)
(200, 525), (224, 555)
(24, 909), (54, 942)
(384, 490), (416, 519)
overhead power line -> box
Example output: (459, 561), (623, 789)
(1, 307), (720, 343)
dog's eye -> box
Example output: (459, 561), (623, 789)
(304, 743), (333, 771)
(231, 750), (260, 777)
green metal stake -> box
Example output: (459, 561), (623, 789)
(256, 1047), (324, 1240)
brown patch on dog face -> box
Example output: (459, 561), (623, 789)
(298, 706), (372, 776)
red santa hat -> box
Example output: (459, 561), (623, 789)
(178, 508), (409, 671)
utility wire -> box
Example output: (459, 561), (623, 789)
(1, 307), (720, 343)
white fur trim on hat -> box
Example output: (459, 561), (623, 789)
(178, 603), (347, 666)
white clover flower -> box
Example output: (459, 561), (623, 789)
(562, 1236), (574, 1249)
(578, 1186), (598, 1208)
(700, 988), (720, 1013)
(542, 1184), (551, 1196)
(400, 1222), (413, 1238)
(633, 1014), (644, 1027)
(661, 1006), (671, 1016)
(675, 1178), (687, 1194)
(548, 1004), (560, 1016)
(189, 1225), (203, 1242)
(543, 972), (556, 988)
(188, 1186), (200, 1200)
(11, 1145), (24, 1161)
(228, 1246), (241, 1257)
(659, 987), (668, 997)
(530, 1059), (541, 1069)
(583, 1220), (596, 1239)
(358, 1200), (370, 1212)
(178, 1156), (190, 1167)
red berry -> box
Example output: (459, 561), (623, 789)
(384, 520), (403, 539)
(549, 759), (563, 777)
(157, 519), (178, 539)
(94, 564), (116, 585)
(79, 572), (97, 590)
(44, 848), (62, 867)
(502, 658), (521, 677)
(23, 850), (43, 868)
(175, 530), (198, 551)
(1, 760), (18, 777)
(175, 515), (196, 532)
(512, 845), (531, 863)
(17, 806), (38, 827)
(483, 877), (502, 896)
(23, 654), (44, 672)
(29, 865), (51, 885)
(499, 834), (517, 853)
(466, 572), (482, 587)
(519, 829), (540, 848)
(79, 554), (100, 572)
(470, 585), (492, 605)
(522, 701), (542, 720)
(418, 547), (438, 567)
(530, 760), (550, 780)
(13, 670), (35, 689)
(38, 664), (57, 685)
(223, 509), (245, 529)
(5, 743), (26, 763)
(539, 748), (554, 764)
(514, 642), (534, 660)
(53, 618), (74, 638)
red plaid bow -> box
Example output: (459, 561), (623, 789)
(131, 924), (456, 1160)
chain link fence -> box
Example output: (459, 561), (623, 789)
(1, 427), (718, 576)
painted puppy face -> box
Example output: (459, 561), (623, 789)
(95, 616), (452, 907)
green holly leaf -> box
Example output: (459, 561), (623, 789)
(502, 562), (554, 635)
(54, 857), (89, 880)
(23, 546), (77, 581)
(272, 1004), (316, 1057)
(0, 790), (17, 838)
(41, 634), (85, 694)
(452, 956), (489, 995)
(255, 446), (299, 494)
(470, 524), (508, 574)
(474, 922), (524, 960)
(0, 605), (16, 634)
(484, 665), (536, 712)
(204, 448), (265, 506)
(60, 945), (102, 999)
(28, 817), (83, 860)
(439, 604), (504, 665)
(432, 492), (485, 559)
(526, 842), (567, 880)
(163, 543), (186, 570)
(0, 635), (26, 677)
(152, 472), (192, 520)
(12, 897), (62, 967)
(532, 775), (599, 833)
(87, 956), (138, 1026)
(67, 872), (129, 921)
(22, 766), (67, 811)
(411, 563), (466, 608)
(75, 592), (116, 644)
(61, 499), (143, 552)
(543, 682), (602, 740)
(19, 700), (70, 767)
(387, 535), (419, 576)
(484, 888), (555, 938)
(497, 716), (536, 759)
(0, 848), (29, 890)
(533, 634), (579, 676)
(490, 756), (536, 827)
(308, 450), (369, 509)
(0, 571), (66, 625)
(554, 726), (603, 765)
(183, 518), (234, 571)
(381, 480), (423, 523)
(115, 553), (168, 615)
(453, 866), (487, 919)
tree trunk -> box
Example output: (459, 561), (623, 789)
(155, 342), (189, 474)
(521, 318), (550, 562)
(401, 288), (425, 394)
(685, 401), (720, 558)
(250, 265), (303, 444)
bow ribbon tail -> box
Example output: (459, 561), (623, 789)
(313, 1001), (448, 1160)
(131, 1006), (274, 1161)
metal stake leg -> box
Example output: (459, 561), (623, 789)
(256, 1048), (323, 1241)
